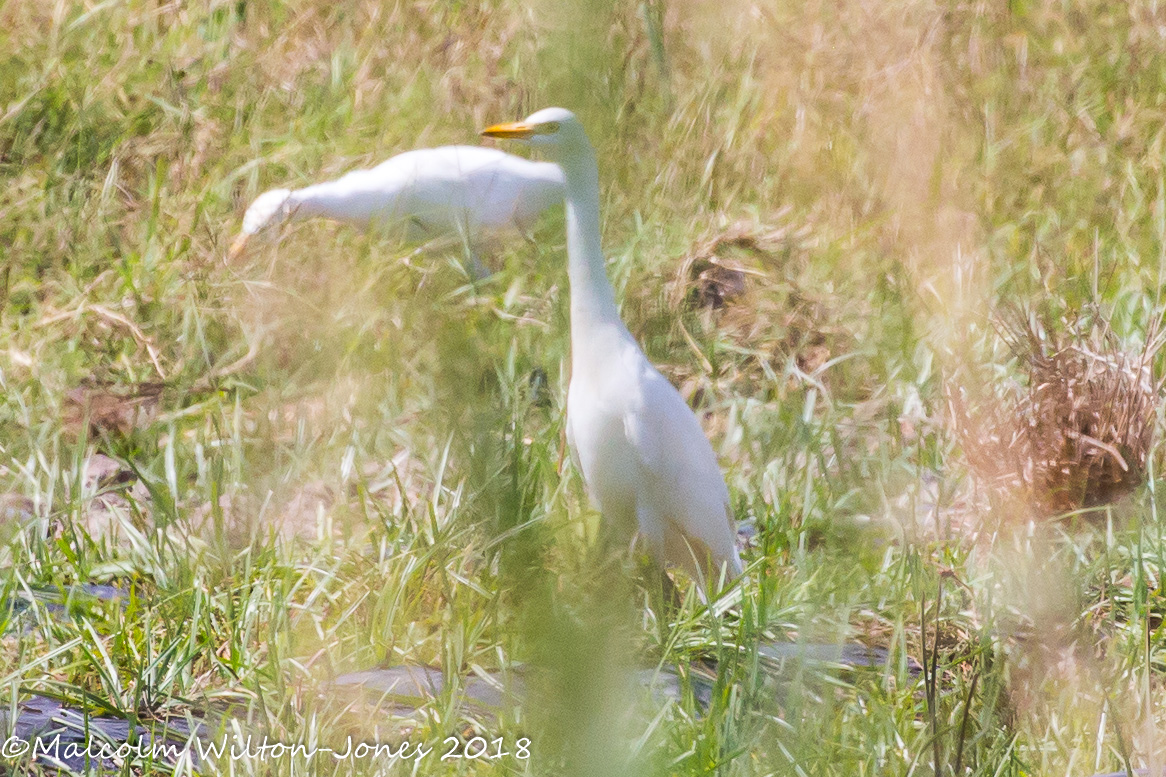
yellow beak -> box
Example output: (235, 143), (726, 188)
(480, 121), (536, 140)
(228, 233), (249, 261)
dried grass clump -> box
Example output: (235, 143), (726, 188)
(669, 216), (843, 380)
(950, 311), (1163, 519)
(672, 222), (787, 311)
(63, 381), (165, 439)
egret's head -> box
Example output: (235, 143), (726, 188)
(481, 107), (588, 160)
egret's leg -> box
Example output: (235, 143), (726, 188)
(464, 248), (491, 281)
(518, 220), (538, 247)
(631, 503), (682, 616)
(658, 567), (685, 611)
(635, 556), (681, 624)
(451, 229), (492, 281)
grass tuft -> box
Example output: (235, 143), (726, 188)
(952, 307), (1162, 520)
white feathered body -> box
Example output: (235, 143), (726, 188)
(240, 146), (564, 242)
(566, 318), (744, 584)
(484, 107), (745, 587)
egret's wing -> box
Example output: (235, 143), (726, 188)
(621, 366), (721, 491)
(360, 148), (487, 234)
(394, 147), (564, 234)
(621, 363), (741, 576)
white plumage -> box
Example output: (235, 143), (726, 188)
(482, 108), (744, 587)
(229, 145), (565, 260)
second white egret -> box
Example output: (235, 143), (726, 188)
(229, 145), (565, 264)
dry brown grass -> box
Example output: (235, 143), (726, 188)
(668, 218), (855, 387)
(951, 309), (1162, 520)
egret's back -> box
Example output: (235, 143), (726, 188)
(350, 146), (563, 236)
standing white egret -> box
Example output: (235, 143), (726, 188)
(228, 146), (565, 265)
(482, 108), (744, 588)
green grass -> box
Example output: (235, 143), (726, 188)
(2, 0), (1166, 774)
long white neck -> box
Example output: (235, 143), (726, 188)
(287, 181), (367, 223)
(560, 146), (628, 354)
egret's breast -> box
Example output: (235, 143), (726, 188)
(567, 383), (638, 530)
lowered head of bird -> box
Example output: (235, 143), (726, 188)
(480, 107), (590, 162)
(228, 188), (295, 261)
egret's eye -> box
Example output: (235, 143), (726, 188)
(536, 122), (561, 135)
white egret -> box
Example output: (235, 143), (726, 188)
(228, 146), (565, 265)
(482, 108), (744, 588)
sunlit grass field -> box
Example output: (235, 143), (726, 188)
(3, 1), (1166, 774)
